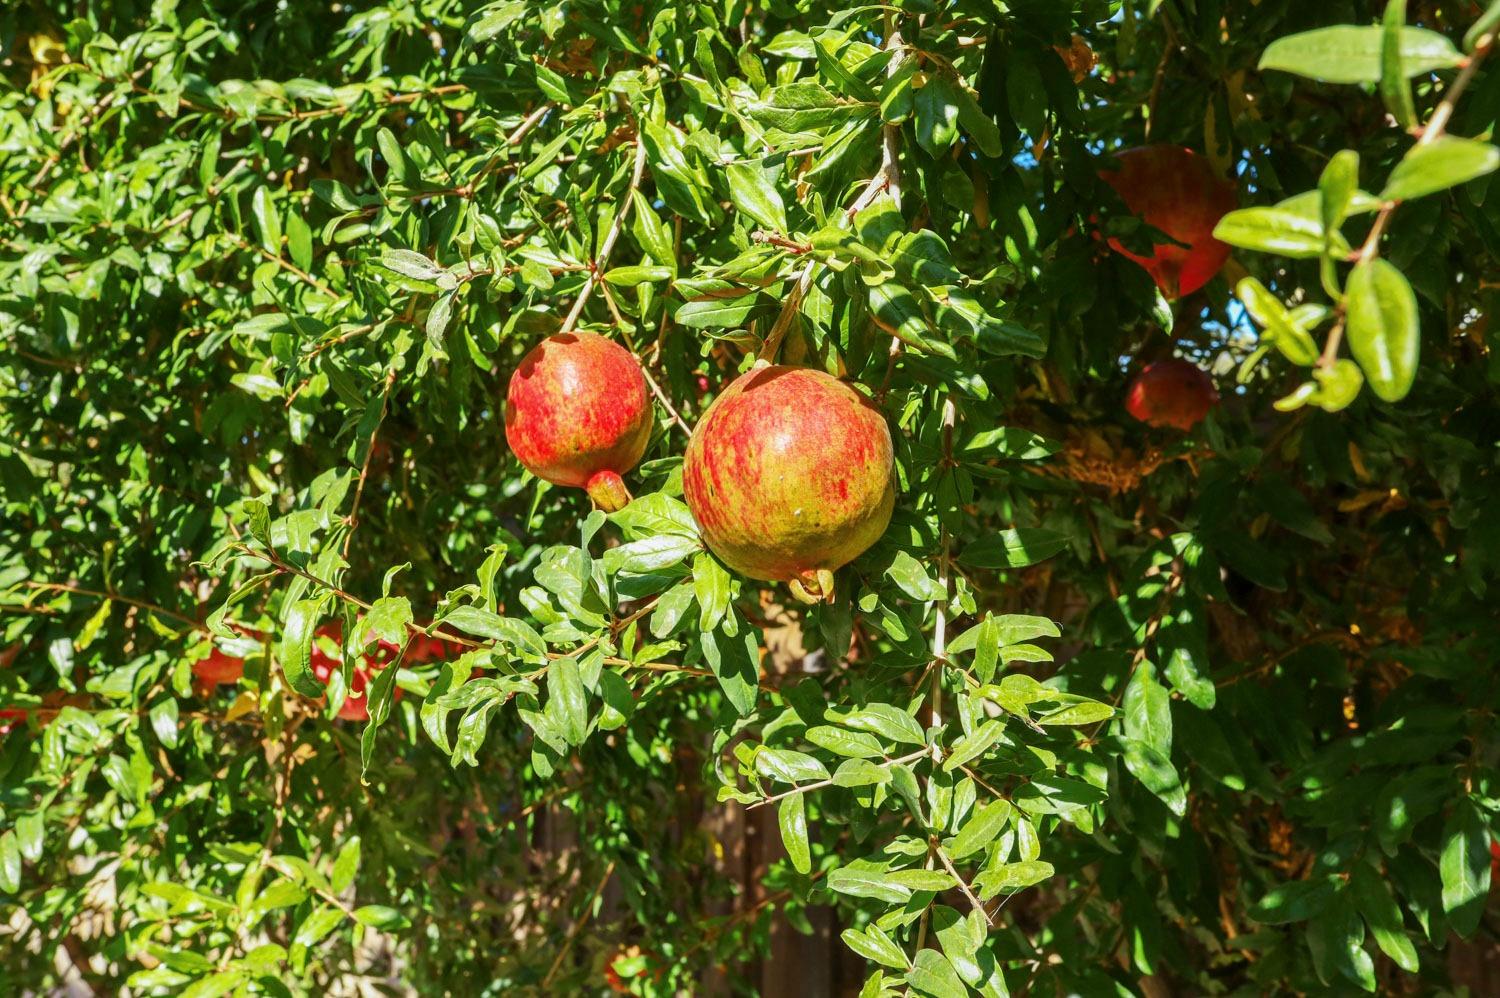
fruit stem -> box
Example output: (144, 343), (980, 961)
(585, 470), (632, 513)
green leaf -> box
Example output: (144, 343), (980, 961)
(1345, 258), (1420, 402)
(972, 860), (1054, 900)
(602, 265), (673, 287)
(832, 758), (895, 787)
(702, 625), (759, 716)
(747, 82), (873, 132)
(726, 160), (788, 232)
(439, 607), (546, 658)
(693, 553), (732, 633)
(943, 719), (1006, 772)
(806, 725), (885, 758)
(352, 904), (410, 930)
(756, 747), (830, 784)
(0, 830), (19, 893)
(1381, 136), (1500, 202)
(778, 793), (811, 874)
(1258, 25), (1462, 84)
(834, 704), (927, 745)
(958, 529), (1067, 569)
(292, 905), (345, 948)
(1439, 798), (1490, 936)
(906, 949), (968, 998)
(828, 865), (913, 903)
(251, 186), (282, 256)
(1349, 863), (1420, 973)
(547, 655), (588, 746)
(1380, 1), (1418, 129)
(1249, 876), (1340, 924)
(886, 551), (944, 602)
(841, 924), (909, 970)
(1214, 207), (1347, 259)
(279, 598), (326, 697)
(331, 836), (361, 894)
(1035, 699), (1113, 726)
(1308, 894), (1377, 992)
(946, 799), (1013, 859)
(1318, 150), (1361, 236)
(1121, 737), (1187, 816)
(1122, 662), (1172, 756)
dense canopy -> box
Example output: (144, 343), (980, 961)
(2, 0), (1499, 994)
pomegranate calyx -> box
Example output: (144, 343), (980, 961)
(788, 568), (836, 605)
(586, 469), (633, 512)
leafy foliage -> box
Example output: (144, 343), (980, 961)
(2, 0), (1499, 994)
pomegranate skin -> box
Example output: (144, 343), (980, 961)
(1099, 145), (1237, 298)
(1126, 359), (1218, 430)
(504, 332), (653, 511)
(191, 648), (245, 688)
(683, 365), (894, 602)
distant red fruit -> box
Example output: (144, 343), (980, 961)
(0, 708), (27, 736)
(191, 648), (245, 689)
(604, 946), (663, 994)
(309, 622), (403, 722)
(1099, 145), (1237, 298)
(683, 365), (894, 604)
(504, 332), (654, 512)
(1126, 359), (1218, 431)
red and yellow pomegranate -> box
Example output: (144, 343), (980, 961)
(683, 365), (894, 604)
(1126, 359), (1218, 431)
(1099, 145), (1237, 298)
(504, 332), (653, 512)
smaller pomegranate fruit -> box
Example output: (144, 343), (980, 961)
(684, 364), (894, 604)
(1126, 359), (1218, 431)
(191, 648), (245, 691)
(0, 708), (27, 737)
(604, 946), (663, 994)
(1099, 145), (1237, 298)
(504, 332), (653, 512)
(309, 622), (403, 722)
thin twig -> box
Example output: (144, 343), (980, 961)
(342, 368), (398, 557)
(935, 843), (993, 926)
(19, 581), (203, 629)
(560, 138), (648, 333)
(542, 860), (617, 988)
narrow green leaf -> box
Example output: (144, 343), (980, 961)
(778, 793), (811, 874)
(1345, 258), (1419, 402)
(1381, 136), (1500, 202)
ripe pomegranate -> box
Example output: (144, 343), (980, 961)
(191, 648), (245, 691)
(1099, 145), (1237, 298)
(683, 365), (894, 604)
(1126, 359), (1218, 430)
(504, 332), (653, 512)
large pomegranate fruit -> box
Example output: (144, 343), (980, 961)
(504, 332), (653, 512)
(1099, 145), (1237, 298)
(1126, 359), (1218, 430)
(683, 365), (894, 604)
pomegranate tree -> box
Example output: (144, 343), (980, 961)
(504, 332), (654, 512)
(1126, 359), (1218, 430)
(683, 365), (894, 604)
(1099, 145), (1237, 298)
